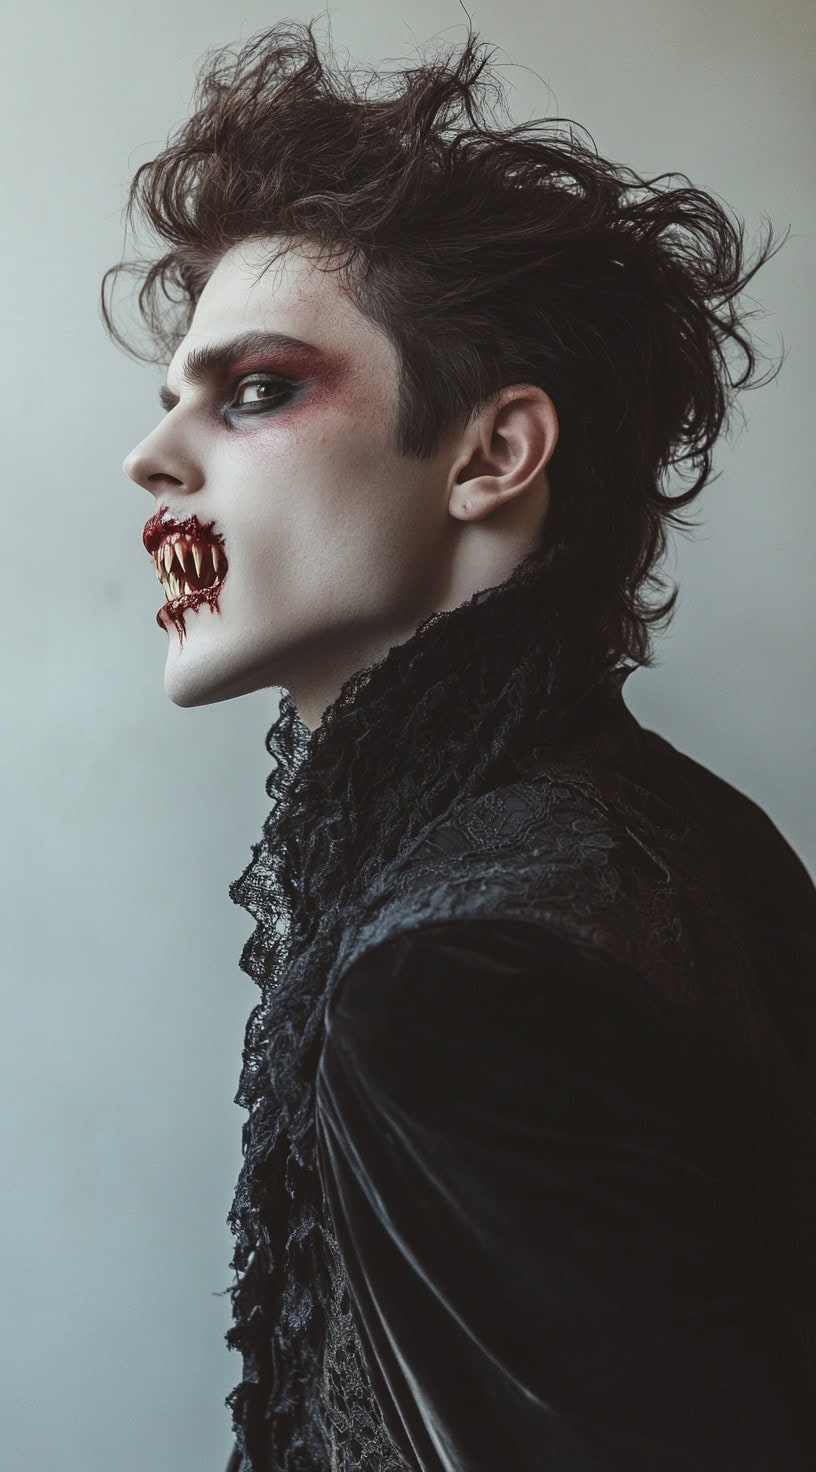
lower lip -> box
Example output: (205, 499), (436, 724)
(156, 579), (225, 633)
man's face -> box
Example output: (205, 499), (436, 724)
(123, 236), (461, 727)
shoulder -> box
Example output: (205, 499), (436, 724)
(331, 771), (690, 998)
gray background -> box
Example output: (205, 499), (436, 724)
(1, 1), (813, 1468)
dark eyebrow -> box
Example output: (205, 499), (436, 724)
(158, 330), (327, 411)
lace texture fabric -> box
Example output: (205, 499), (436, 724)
(319, 1223), (413, 1472)
(223, 544), (816, 1471)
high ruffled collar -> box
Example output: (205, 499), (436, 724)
(254, 548), (632, 921)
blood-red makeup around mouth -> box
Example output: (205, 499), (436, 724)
(146, 508), (229, 647)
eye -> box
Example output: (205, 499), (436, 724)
(230, 373), (296, 412)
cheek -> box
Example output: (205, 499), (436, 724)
(236, 417), (392, 542)
(217, 393), (425, 603)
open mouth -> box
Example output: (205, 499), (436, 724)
(143, 510), (229, 642)
(153, 532), (226, 605)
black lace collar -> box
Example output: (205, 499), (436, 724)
(251, 550), (630, 909)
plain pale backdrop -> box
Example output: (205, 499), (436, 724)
(1, 1), (813, 1468)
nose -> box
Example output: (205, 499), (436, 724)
(122, 420), (203, 500)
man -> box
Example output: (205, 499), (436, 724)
(109, 19), (816, 1472)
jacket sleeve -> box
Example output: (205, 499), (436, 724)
(314, 917), (816, 1472)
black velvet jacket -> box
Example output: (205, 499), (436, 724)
(224, 553), (816, 1472)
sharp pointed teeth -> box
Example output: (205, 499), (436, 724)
(192, 543), (202, 578)
(175, 539), (187, 574)
(163, 544), (173, 574)
(183, 580), (193, 597)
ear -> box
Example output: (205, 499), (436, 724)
(447, 385), (559, 523)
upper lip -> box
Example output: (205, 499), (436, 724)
(142, 506), (224, 555)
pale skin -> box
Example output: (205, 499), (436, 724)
(123, 235), (559, 731)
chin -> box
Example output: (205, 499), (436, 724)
(163, 665), (233, 708)
(161, 625), (281, 707)
(164, 676), (215, 708)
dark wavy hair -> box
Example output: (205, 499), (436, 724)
(101, 15), (783, 677)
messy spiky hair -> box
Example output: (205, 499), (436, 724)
(102, 15), (782, 673)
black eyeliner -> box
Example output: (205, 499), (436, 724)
(218, 370), (300, 424)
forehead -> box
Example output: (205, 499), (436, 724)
(167, 236), (393, 387)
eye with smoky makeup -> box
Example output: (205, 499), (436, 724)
(228, 372), (298, 414)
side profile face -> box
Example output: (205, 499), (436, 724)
(123, 235), (557, 728)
